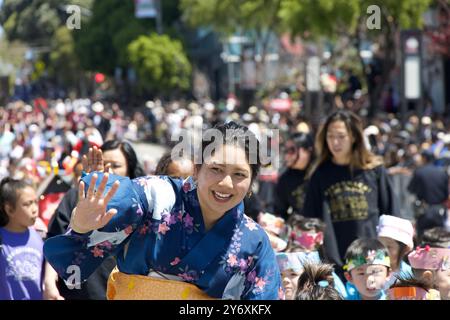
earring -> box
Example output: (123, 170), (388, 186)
(247, 191), (253, 198)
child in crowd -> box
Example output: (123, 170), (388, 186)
(281, 215), (347, 298)
(377, 214), (414, 287)
(276, 251), (317, 300)
(343, 238), (391, 300)
(154, 152), (194, 179)
(295, 262), (343, 300)
(0, 178), (44, 300)
(387, 275), (440, 300)
(286, 215), (324, 253)
(258, 212), (288, 252)
(408, 227), (450, 300)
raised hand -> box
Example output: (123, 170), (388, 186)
(81, 146), (111, 174)
(70, 173), (120, 234)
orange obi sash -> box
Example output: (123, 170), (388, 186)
(106, 267), (216, 300)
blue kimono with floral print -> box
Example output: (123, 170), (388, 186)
(44, 173), (283, 300)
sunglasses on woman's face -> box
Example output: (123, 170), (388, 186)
(285, 146), (297, 154)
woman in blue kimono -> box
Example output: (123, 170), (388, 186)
(44, 122), (283, 300)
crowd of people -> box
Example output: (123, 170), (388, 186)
(1, 96), (450, 300)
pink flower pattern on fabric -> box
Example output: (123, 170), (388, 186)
(170, 257), (181, 266)
(162, 212), (171, 225)
(255, 277), (266, 290)
(247, 270), (256, 283)
(158, 223), (170, 235)
(98, 240), (112, 250)
(177, 266), (198, 283)
(227, 254), (238, 267)
(183, 213), (194, 228)
(91, 246), (104, 258)
(168, 214), (178, 225)
(238, 259), (248, 272)
(139, 224), (149, 235)
(131, 198), (144, 217)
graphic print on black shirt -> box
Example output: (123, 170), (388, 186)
(325, 181), (372, 222)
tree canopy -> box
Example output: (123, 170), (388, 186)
(127, 34), (192, 94)
(0, 0), (93, 46)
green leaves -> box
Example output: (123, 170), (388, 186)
(180, 0), (282, 35)
(74, 0), (144, 74)
(127, 34), (192, 93)
(279, 0), (360, 38)
(0, 0), (93, 45)
(181, 0), (432, 40)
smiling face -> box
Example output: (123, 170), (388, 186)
(326, 120), (353, 165)
(194, 144), (252, 228)
(346, 264), (390, 300)
(5, 186), (39, 231)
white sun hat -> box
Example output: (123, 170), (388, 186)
(377, 215), (414, 251)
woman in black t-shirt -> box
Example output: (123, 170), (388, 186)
(274, 132), (314, 220)
(303, 110), (400, 273)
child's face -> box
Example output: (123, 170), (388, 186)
(347, 264), (390, 300)
(7, 186), (39, 229)
(281, 269), (302, 300)
(434, 269), (450, 300)
(378, 237), (402, 269)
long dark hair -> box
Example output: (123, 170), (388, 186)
(0, 178), (33, 227)
(101, 140), (145, 179)
(154, 152), (173, 176)
(287, 132), (314, 168)
(309, 109), (383, 177)
(290, 132), (314, 151)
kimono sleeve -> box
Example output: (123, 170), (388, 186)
(43, 172), (151, 283)
(242, 236), (283, 300)
(376, 165), (400, 217)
